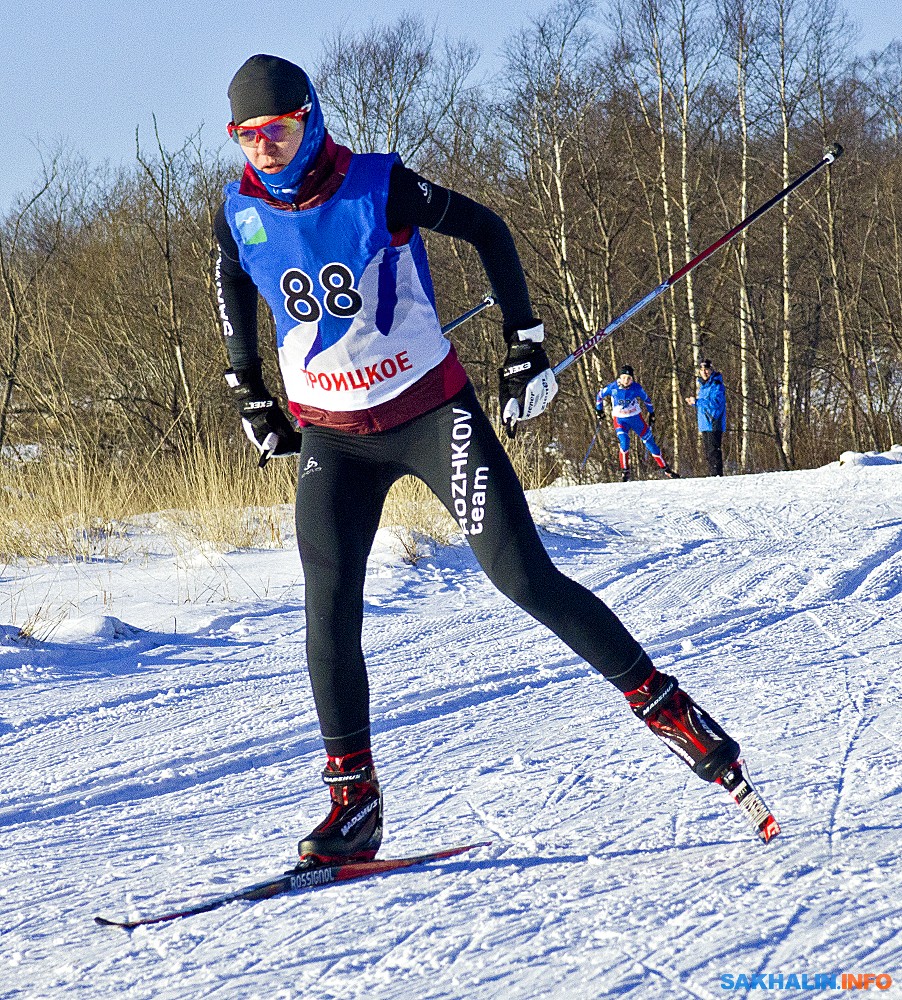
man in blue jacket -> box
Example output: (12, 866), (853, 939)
(685, 359), (726, 476)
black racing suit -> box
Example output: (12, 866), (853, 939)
(216, 164), (655, 756)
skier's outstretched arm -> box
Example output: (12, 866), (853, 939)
(386, 164), (535, 336)
(386, 164), (556, 431)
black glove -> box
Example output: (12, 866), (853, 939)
(225, 363), (302, 467)
(647, 410), (656, 428)
(498, 322), (558, 437)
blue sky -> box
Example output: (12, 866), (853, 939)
(0, 0), (896, 212)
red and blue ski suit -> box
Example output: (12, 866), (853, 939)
(596, 381), (667, 472)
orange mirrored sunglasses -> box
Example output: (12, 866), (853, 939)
(227, 105), (312, 146)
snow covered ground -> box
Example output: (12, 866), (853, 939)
(1, 451), (901, 999)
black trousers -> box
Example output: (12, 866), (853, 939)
(295, 382), (654, 755)
(702, 429), (724, 476)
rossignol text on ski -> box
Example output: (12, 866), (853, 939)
(95, 842), (491, 929)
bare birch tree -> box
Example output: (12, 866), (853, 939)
(758, 0), (819, 467)
(315, 15), (479, 167)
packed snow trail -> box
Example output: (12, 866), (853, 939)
(1, 457), (900, 999)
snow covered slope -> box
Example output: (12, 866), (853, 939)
(1, 457), (900, 999)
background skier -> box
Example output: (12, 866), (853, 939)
(214, 54), (772, 866)
(596, 365), (679, 482)
(685, 359), (727, 476)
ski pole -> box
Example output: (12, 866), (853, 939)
(552, 144), (844, 378)
(579, 419), (603, 472)
(441, 293), (497, 335)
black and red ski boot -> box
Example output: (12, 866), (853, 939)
(626, 670), (781, 843)
(297, 751), (383, 866)
(625, 669), (739, 781)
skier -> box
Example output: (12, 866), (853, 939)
(214, 54), (775, 864)
(685, 359), (726, 476)
(596, 366), (679, 482)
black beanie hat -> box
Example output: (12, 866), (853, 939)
(228, 54), (311, 125)
(619, 364), (634, 377)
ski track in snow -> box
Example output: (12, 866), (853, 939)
(1, 462), (901, 999)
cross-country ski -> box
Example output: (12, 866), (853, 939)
(95, 842), (490, 929)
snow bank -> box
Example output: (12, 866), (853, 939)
(49, 615), (140, 645)
(836, 443), (902, 467)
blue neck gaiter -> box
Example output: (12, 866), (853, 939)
(252, 87), (326, 203)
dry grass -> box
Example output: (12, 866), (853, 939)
(0, 441), (297, 562)
(380, 475), (458, 563)
(0, 419), (553, 564)
(2, 454), (130, 562)
(151, 441), (296, 552)
(500, 426), (561, 491)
